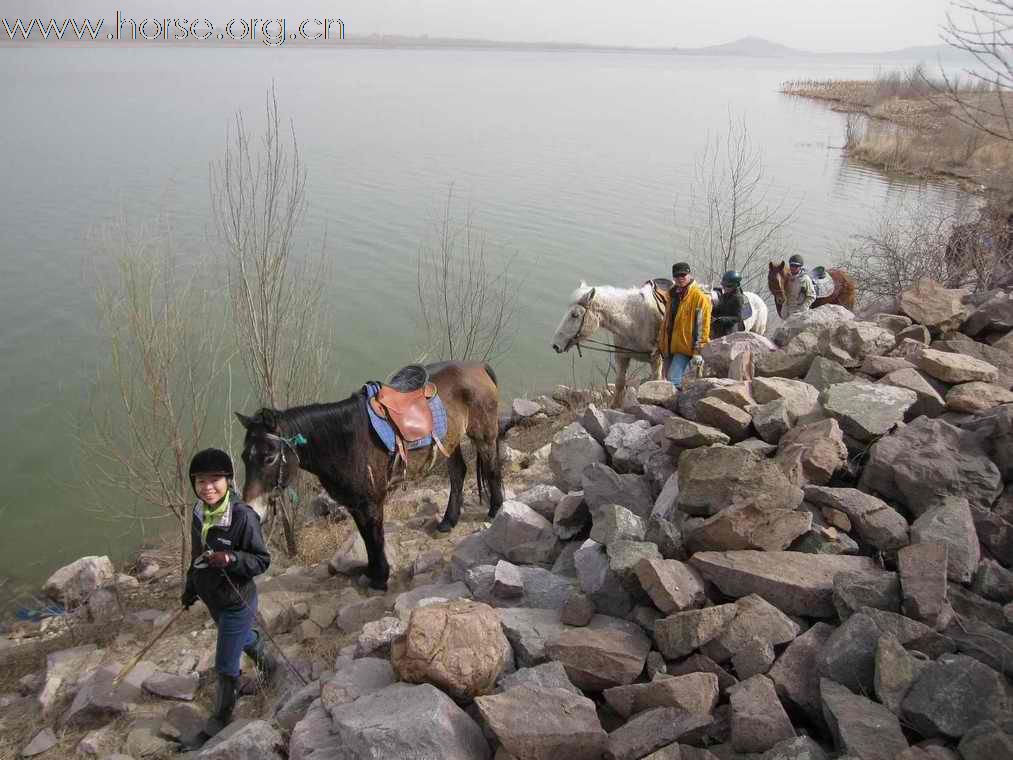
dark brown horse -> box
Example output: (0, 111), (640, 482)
(236, 361), (504, 590)
(767, 261), (856, 318)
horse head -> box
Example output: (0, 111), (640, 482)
(235, 408), (302, 517)
(551, 282), (598, 353)
(768, 261), (786, 318)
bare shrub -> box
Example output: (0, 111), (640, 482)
(415, 185), (520, 362)
(211, 86), (334, 556)
(82, 215), (231, 576)
(682, 116), (799, 291)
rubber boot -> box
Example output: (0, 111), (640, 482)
(240, 629), (277, 695)
(177, 672), (238, 752)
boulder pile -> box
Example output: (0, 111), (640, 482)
(3, 277), (1012, 759)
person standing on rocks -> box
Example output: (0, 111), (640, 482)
(712, 270), (746, 338)
(657, 261), (712, 386)
(179, 448), (273, 751)
(783, 254), (816, 318)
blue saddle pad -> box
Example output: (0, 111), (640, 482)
(363, 382), (448, 454)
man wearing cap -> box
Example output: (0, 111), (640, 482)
(784, 254), (816, 318)
(657, 261), (712, 387)
(179, 448), (272, 751)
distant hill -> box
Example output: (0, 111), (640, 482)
(671, 36), (978, 64)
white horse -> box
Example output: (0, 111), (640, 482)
(550, 280), (768, 408)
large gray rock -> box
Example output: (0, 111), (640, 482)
(874, 633), (928, 715)
(62, 661), (156, 729)
(38, 644), (105, 715)
(878, 368), (946, 419)
(860, 355), (916, 378)
(591, 505), (646, 546)
(450, 533), (503, 582)
(833, 321), (898, 360)
(833, 572), (901, 620)
(545, 626), (651, 691)
(677, 446), (802, 517)
(957, 403), (1013, 481)
(803, 487), (909, 552)
(963, 290), (1013, 337)
(394, 581), (471, 620)
(859, 416), (1002, 516)
(44, 556), (115, 606)
(776, 418), (848, 487)
(198, 719), (285, 760)
(918, 348), (998, 385)
(816, 613), (880, 695)
(973, 558), (1013, 604)
(805, 356), (855, 391)
(898, 543), (950, 629)
(935, 334), (1013, 390)
(582, 463), (655, 520)
(654, 604), (738, 659)
(553, 491), (589, 541)
(729, 674), (796, 754)
(483, 501), (559, 565)
(604, 420), (653, 469)
(946, 381), (1013, 413)
(752, 399), (792, 444)
(574, 539), (635, 618)
(606, 708), (714, 760)
(327, 682), (490, 759)
(689, 551), (889, 618)
(677, 378), (740, 422)
(702, 594), (801, 665)
(768, 622), (835, 724)
(685, 505), (812, 553)
(549, 422), (608, 491)
(475, 685), (606, 760)
(910, 497), (979, 584)
(634, 558), (706, 614)
(958, 720), (1013, 759)
(664, 416), (730, 448)
(820, 678), (909, 760)
(898, 279), (968, 334)
(701, 332), (778, 376)
(695, 398), (753, 442)
(772, 304), (855, 347)
(581, 404), (614, 444)
(751, 377), (821, 420)
(901, 654), (1009, 739)
(636, 381), (680, 410)
(820, 381), (916, 443)
(604, 672), (719, 719)
(515, 484), (567, 521)
(466, 563), (574, 610)
(756, 348), (816, 379)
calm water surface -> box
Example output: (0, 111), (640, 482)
(0, 45), (973, 603)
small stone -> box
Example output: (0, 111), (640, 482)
(562, 591), (595, 626)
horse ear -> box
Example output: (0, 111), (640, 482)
(261, 408), (279, 432)
(768, 261), (774, 270)
(579, 287), (596, 306)
(235, 412), (254, 430)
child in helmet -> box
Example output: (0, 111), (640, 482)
(179, 448), (272, 750)
(712, 270), (746, 338)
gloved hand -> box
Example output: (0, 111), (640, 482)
(690, 354), (704, 370)
(207, 551), (233, 569)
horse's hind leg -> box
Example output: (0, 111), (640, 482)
(348, 500), (390, 591)
(611, 355), (630, 408)
(474, 436), (504, 520)
(437, 448), (467, 533)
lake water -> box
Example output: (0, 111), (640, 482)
(0, 44), (973, 607)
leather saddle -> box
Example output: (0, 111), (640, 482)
(368, 365), (448, 473)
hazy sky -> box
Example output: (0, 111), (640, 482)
(10, 1), (964, 51)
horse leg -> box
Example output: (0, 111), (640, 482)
(650, 351), (663, 381)
(348, 500), (389, 591)
(474, 437), (505, 520)
(611, 355), (630, 408)
(437, 448), (467, 533)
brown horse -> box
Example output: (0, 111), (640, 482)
(236, 361), (504, 590)
(767, 261), (856, 318)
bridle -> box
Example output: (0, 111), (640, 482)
(256, 431), (306, 493)
(565, 302), (649, 358)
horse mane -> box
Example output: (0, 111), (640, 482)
(254, 392), (371, 484)
(568, 283), (643, 306)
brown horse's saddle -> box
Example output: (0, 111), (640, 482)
(646, 278), (673, 314)
(368, 365), (449, 480)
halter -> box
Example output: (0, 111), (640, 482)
(259, 432), (306, 493)
(567, 302), (648, 358)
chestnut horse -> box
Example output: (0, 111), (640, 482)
(236, 361), (504, 590)
(767, 261), (856, 317)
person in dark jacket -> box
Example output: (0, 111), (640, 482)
(712, 270), (746, 338)
(179, 448), (272, 751)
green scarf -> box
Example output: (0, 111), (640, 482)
(200, 490), (230, 545)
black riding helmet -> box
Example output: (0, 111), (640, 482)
(672, 261), (691, 278)
(721, 270), (742, 289)
(189, 448), (235, 493)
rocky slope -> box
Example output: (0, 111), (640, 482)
(2, 277), (1013, 760)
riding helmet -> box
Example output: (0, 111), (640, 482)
(672, 261), (691, 277)
(788, 254), (804, 266)
(721, 270), (742, 289)
(189, 448), (235, 481)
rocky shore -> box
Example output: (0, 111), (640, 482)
(2, 277), (1012, 760)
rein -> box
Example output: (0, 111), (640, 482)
(569, 303), (651, 358)
(261, 432), (306, 493)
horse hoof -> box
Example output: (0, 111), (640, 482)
(436, 519), (454, 533)
(369, 579), (388, 592)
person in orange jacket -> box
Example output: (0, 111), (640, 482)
(656, 261), (712, 387)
